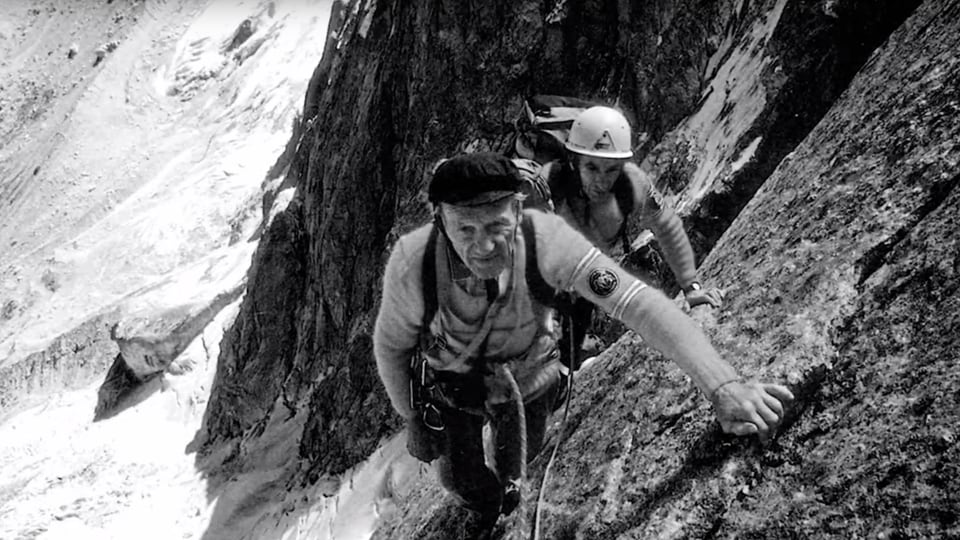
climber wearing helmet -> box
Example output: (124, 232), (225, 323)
(543, 105), (724, 309)
(373, 152), (794, 535)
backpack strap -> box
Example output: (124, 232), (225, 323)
(420, 225), (440, 332)
(612, 174), (635, 254)
(543, 161), (576, 210)
(520, 215), (562, 311)
(521, 213), (592, 371)
(410, 225), (440, 419)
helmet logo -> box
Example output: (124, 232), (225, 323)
(593, 130), (616, 151)
(565, 107), (633, 158)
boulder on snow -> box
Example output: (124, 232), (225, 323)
(94, 245), (253, 418)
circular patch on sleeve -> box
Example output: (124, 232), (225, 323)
(588, 268), (619, 297)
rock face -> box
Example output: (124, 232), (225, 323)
(201, 0), (955, 537)
(631, 0), (921, 294)
(690, 2), (960, 535)
(0, 313), (118, 417)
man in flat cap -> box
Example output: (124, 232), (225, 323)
(373, 152), (793, 534)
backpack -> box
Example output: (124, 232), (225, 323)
(513, 95), (601, 165)
(419, 212), (591, 372)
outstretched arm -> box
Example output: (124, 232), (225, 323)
(571, 253), (737, 395)
(532, 211), (792, 438)
(580, 254), (791, 438)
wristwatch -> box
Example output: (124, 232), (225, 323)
(683, 281), (702, 294)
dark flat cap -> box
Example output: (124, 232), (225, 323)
(428, 152), (523, 206)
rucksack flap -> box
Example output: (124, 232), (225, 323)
(525, 95), (600, 127)
(514, 95), (602, 164)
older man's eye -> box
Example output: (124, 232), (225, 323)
(489, 222), (513, 234)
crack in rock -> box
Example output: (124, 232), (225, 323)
(856, 172), (960, 287)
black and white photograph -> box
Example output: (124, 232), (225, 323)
(1, 1), (957, 539)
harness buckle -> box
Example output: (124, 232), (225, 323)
(422, 402), (445, 432)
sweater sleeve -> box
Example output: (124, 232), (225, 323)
(373, 229), (429, 419)
(531, 210), (738, 396)
(601, 284), (738, 395)
(625, 163), (698, 288)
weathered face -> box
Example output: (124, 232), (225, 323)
(441, 197), (519, 280)
(576, 155), (626, 201)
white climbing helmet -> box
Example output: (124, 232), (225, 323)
(564, 106), (634, 159)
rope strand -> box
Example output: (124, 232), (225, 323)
(531, 314), (577, 539)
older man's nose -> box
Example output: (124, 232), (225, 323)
(475, 233), (496, 254)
